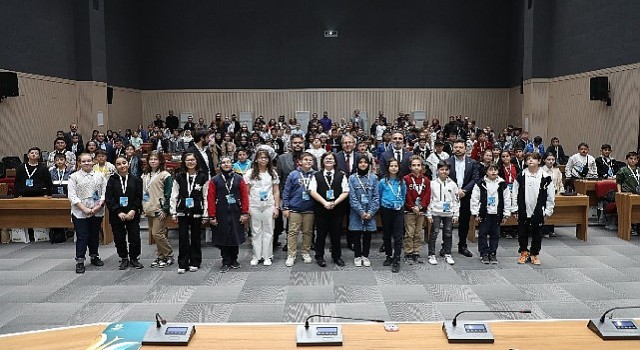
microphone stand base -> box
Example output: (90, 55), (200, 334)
(442, 321), (494, 343)
(587, 318), (640, 340)
(296, 324), (343, 346)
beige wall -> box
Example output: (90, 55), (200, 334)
(107, 87), (143, 133)
(141, 88), (510, 130)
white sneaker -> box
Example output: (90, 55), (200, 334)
(428, 255), (438, 265)
(285, 256), (296, 267)
(361, 257), (371, 267)
(250, 257), (259, 266)
(444, 254), (455, 265)
(189, 266), (199, 272)
(177, 268), (186, 274)
(302, 253), (313, 264)
(354, 257), (362, 267)
(263, 257), (272, 266)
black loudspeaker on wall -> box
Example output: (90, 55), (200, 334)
(590, 76), (609, 101)
(107, 86), (113, 104)
(0, 72), (19, 98)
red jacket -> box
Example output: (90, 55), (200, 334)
(471, 140), (494, 161)
(403, 173), (430, 212)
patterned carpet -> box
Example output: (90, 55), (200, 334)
(2, 223), (640, 335)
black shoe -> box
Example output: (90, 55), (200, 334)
(458, 247), (473, 257)
(282, 245), (288, 252)
(274, 241), (282, 248)
(90, 257), (104, 266)
(383, 256), (393, 266)
(333, 258), (345, 267)
(379, 245), (385, 253)
(129, 259), (144, 269)
(75, 263), (85, 274)
(480, 254), (490, 264)
(219, 264), (230, 273)
(489, 253), (498, 264)
(404, 254), (414, 265)
(413, 254), (424, 264)
(391, 260), (400, 273)
(230, 261), (241, 269)
(316, 258), (327, 267)
(439, 249), (445, 257)
(119, 259), (129, 270)
(548, 232), (558, 237)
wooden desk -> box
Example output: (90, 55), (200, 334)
(616, 192), (640, 241)
(574, 179), (598, 206)
(0, 198), (114, 245)
(1, 321), (639, 350)
(469, 195), (589, 242)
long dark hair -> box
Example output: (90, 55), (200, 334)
(385, 158), (401, 181)
(250, 149), (276, 181)
(143, 150), (166, 174)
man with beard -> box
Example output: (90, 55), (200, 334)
(447, 139), (480, 258)
(275, 134), (306, 250)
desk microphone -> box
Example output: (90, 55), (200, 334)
(304, 314), (385, 329)
(452, 310), (531, 326)
(598, 306), (640, 323)
(155, 313), (167, 328)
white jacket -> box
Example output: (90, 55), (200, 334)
(426, 177), (460, 219)
(470, 176), (512, 217)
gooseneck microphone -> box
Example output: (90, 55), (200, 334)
(156, 313), (167, 328)
(599, 306), (640, 323)
(304, 314), (385, 329)
(452, 310), (531, 326)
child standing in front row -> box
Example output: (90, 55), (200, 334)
(426, 161), (459, 265)
(378, 158), (407, 273)
(471, 163), (511, 264)
(403, 155), (430, 264)
(512, 153), (555, 265)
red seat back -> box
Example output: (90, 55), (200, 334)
(595, 180), (617, 198)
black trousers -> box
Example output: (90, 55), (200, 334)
(111, 218), (141, 260)
(353, 230), (373, 258)
(457, 197), (471, 248)
(220, 245), (239, 266)
(178, 216), (202, 269)
(518, 217), (543, 256)
(380, 207), (404, 259)
(315, 210), (343, 261)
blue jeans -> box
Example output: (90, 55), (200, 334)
(72, 215), (102, 262)
(477, 214), (500, 256)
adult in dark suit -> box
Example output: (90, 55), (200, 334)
(64, 123), (84, 150)
(95, 132), (114, 160)
(275, 134), (306, 250)
(447, 139), (480, 258)
(184, 129), (216, 178)
(165, 110), (179, 131)
(335, 135), (358, 176)
(379, 132), (412, 178)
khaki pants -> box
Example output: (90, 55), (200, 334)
(148, 215), (173, 258)
(403, 213), (424, 255)
(287, 212), (314, 257)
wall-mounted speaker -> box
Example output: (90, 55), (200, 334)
(0, 72), (19, 97)
(107, 86), (113, 104)
(590, 76), (609, 101)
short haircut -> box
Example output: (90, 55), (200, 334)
(578, 142), (589, 149)
(437, 160), (450, 170)
(28, 146), (41, 155)
(626, 151), (638, 159)
(409, 155), (423, 165)
(525, 152), (542, 161)
(193, 129), (209, 143)
(486, 163), (499, 171)
(300, 151), (315, 161)
(601, 144), (612, 150)
(114, 138), (123, 144)
(290, 134), (304, 143)
(54, 153), (66, 161)
(453, 138), (466, 146)
(95, 149), (107, 157)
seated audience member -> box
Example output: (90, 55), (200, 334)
(526, 136), (545, 155)
(511, 147), (526, 175)
(129, 131), (143, 150)
(565, 142), (598, 180)
(595, 143), (622, 179)
(425, 140), (449, 179)
(124, 145), (142, 178)
(470, 130), (493, 161)
(47, 137), (76, 171)
(232, 148), (252, 176)
(306, 136), (327, 169)
(50, 153), (72, 196)
(616, 151), (640, 235)
(68, 134), (85, 158)
(547, 137), (568, 165)
(15, 147), (52, 198)
(93, 149), (116, 179)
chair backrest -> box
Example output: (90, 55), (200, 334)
(1, 156), (21, 169)
(595, 180), (617, 198)
(0, 183), (7, 196)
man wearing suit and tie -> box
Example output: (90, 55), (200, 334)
(379, 132), (412, 178)
(64, 123), (84, 150)
(448, 139), (480, 258)
(335, 135), (358, 249)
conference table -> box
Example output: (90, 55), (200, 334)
(574, 179), (598, 206)
(0, 321), (638, 349)
(468, 194), (590, 242)
(615, 192), (640, 240)
(0, 197), (114, 245)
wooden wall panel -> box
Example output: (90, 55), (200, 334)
(107, 87), (142, 133)
(141, 88), (510, 130)
(0, 73), (77, 157)
(507, 86), (523, 128)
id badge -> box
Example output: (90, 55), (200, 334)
(302, 191), (310, 201)
(92, 191), (100, 201)
(488, 196), (496, 206)
(143, 192), (150, 202)
(119, 196), (129, 207)
(508, 183), (513, 191)
(25, 179), (33, 187)
(608, 168), (613, 177)
(415, 197), (421, 207)
(57, 186), (64, 195)
(326, 189), (334, 200)
(226, 194), (237, 204)
(259, 190), (268, 201)
(443, 202), (451, 213)
(185, 197), (194, 208)
(394, 204), (402, 211)
(361, 193), (369, 204)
